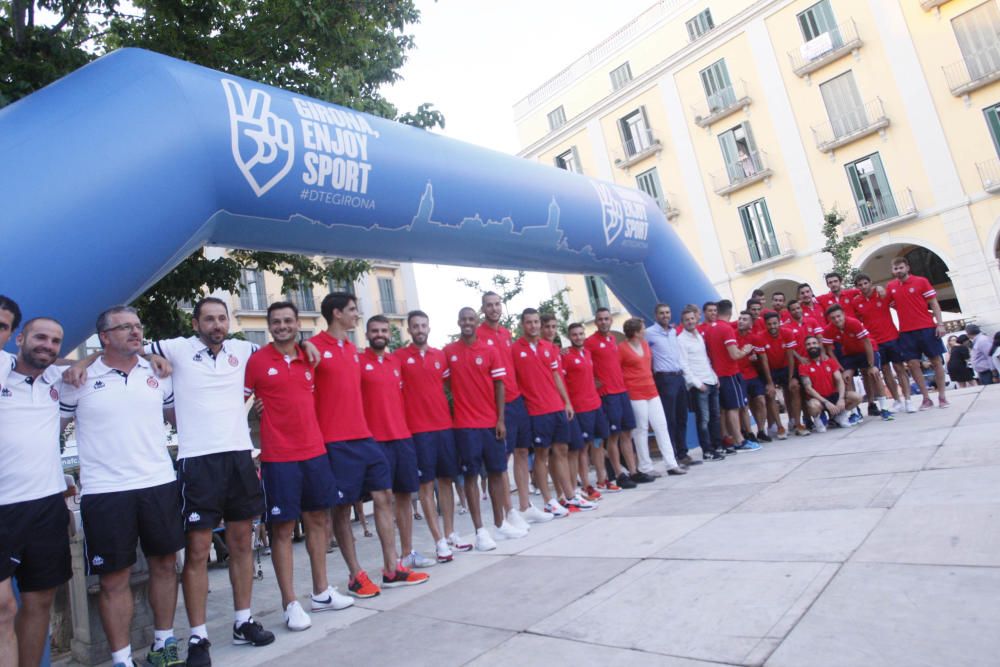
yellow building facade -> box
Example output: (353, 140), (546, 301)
(519, 0), (1000, 333)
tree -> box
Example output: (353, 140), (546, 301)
(2, 1), (443, 340)
(821, 208), (867, 286)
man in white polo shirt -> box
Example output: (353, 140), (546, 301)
(0, 313), (72, 667)
(60, 306), (185, 667)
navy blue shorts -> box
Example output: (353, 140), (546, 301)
(878, 338), (904, 365)
(841, 351), (880, 371)
(505, 396), (533, 453)
(530, 410), (571, 447)
(412, 429), (460, 482)
(898, 327), (945, 362)
(567, 418), (586, 451)
(575, 407), (609, 443)
(455, 428), (507, 476)
(771, 367), (789, 387)
(601, 392), (636, 433)
(326, 438), (392, 504)
(718, 374), (748, 410)
(746, 376), (767, 398)
(261, 454), (339, 522)
(379, 438), (420, 494)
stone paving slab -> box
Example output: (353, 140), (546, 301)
(733, 473), (905, 513)
(521, 514), (716, 558)
(783, 446), (938, 480)
(467, 634), (736, 666)
(667, 458), (803, 488)
(927, 439), (1000, 469)
(608, 483), (768, 517)
(895, 465), (1000, 506)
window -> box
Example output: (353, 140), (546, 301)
(983, 102), (1000, 157)
(554, 147), (581, 173)
(618, 107), (652, 157)
(285, 279), (316, 312)
(547, 106), (567, 131)
(243, 330), (268, 347)
(635, 168), (665, 210)
(952, 2), (1000, 82)
(686, 9), (715, 41)
(797, 0), (840, 47)
(327, 278), (355, 295)
(609, 62), (633, 91)
(298, 330), (314, 343)
(738, 199), (780, 263)
(845, 153), (898, 225)
(718, 122), (761, 183)
(377, 277), (397, 314)
(239, 269), (267, 311)
(699, 59), (735, 113)
(819, 71), (865, 138)
(584, 276), (610, 316)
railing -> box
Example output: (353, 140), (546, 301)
(731, 231), (795, 272)
(811, 97), (889, 152)
(843, 188), (917, 232)
(238, 289), (269, 312)
(692, 79), (751, 128)
(920, 0), (950, 9)
(976, 157), (1000, 192)
(377, 299), (407, 316)
(285, 289), (318, 313)
(944, 45), (1000, 96)
(788, 19), (862, 77)
(614, 127), (662, 168)
(711, 150), (771, 195)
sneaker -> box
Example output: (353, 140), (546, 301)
(666, 467), (688, 475)
(283, 601), (311, 632)
(435, 539), (454, 563)
(582, 485), (602, 501)
(520, 504), (555, 523)
(566, 494), (597, 511)
(704, 449), (726, 461)
(232, 618), (275, 646)
(794, 425), (811, 437)
(723, 446), (738, 455)
(631, 471), (656, 484)
(147, 637), (183, 667)
(767, 423), (779, 437)
(939, 398), (951, 409)
(679, 455), (703, 466)
(496, 520), (528, 540)
(347, 570), (381, 598)
(775, 427), (788, 441)
(382, 564), (430, 588)
(559, 499), (581, 513)
(891, 399), (904, 413)
(616, 473), (638, 489)
(756, 431), (773, 443)
(734, 440), (761, 452)
(544, 499), (569, 518)
(835, 412), (853, 429)
(881, 410), (895, 421)
(596, 479), (622, 493)
(311, 585), (354, 612)
(457, 505), (468, 515)
(401, 550), (436, 569)
(743, 431), (759, 443)
(905, 399), (918, 413)
(447, 532), (473, 552)
(185, 637), (211, 667)
(867, 403), (880, 417)
(812, 420), (827, 434)
(475, 527), (497, 551)
(920, 398), (934, 411)
(506, 510), (532, 532)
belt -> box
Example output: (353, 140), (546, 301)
(654, 371), (684, 377)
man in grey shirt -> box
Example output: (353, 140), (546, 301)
(647, 303), (699, 466)
(967, 324), (996, 386)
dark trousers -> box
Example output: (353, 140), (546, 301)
(655, 372), (689, 460)
(978, 370), (996, 386)
(690, 384), (721, 452)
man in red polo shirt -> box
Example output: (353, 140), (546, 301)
(759, 311), (796, 439)
(821, 305), (893, 421)
(886, 256), (948, 409)
(564, 323), (615, 496)
(770, 291), (792, 324)
(852, 273), (913, 413)
(799, 336), (860, 431)
(445, 307), (524, 544)
(395, 310), (472, 563)
(704, 301), (758, 452)
(244, 302), (353, 632)
(796, 283), (827, 324)
(585, 307), (642, 488)
(816, 272), (860, 320)
(512, 308), (574, 518)
(735, 311), (772, 444)
(361, 315), (433, 570)
(311, 293), (428, 599)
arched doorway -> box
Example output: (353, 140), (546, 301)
(858, 243), (961, 315)
(746, 277), (805, 313)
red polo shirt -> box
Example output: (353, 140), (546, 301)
(394, 344), (452, 435)
(735, 329), (763, 380)
(511, 338), (565, 416)
(758, 328), (795, 370)
(444, 339), (505, 429)
(702, 320), (740, 377)
(817, 289), (860, 320)
(244, 344), (325, 463)
(310, 332), (372, 442)
(800, 301), (827, 325)
(476, 322), (521, 402)
(822, 316), (876, 356)
(783, 316), (823, 360)
(561, 347), (602, 413)
(584, 332), (627, 396)
(850, 290), (899, 343)
(886, 274), (937, 332)
(360, 348), (410, 442)
(799, 356), (842, 397)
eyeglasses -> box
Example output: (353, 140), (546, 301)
(102, 323), (144, 333)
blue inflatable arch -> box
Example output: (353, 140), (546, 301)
(1, 49), (716, 348)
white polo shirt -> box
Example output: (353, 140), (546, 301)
(0, 362), (67, 505)
(146, 336), (258, 459)
(60, 357), (175, 495)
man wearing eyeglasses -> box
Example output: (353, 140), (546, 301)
(60, 306), (184, 667)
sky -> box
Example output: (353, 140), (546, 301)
(385, 0), (653, 344)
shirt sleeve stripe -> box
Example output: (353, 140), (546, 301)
(922, 290), (936, 298)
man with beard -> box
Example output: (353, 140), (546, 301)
(799, 336), (861, 431)
(563, 322), (616, 494)
(735, 311), (772, 444)
(817, 272), (860, 320)
(851, 273), (913, 413)
(0, 315), (72, 667)
(822, 305), (893, 422)
(796, 283), (827, 324)
(783, 299), (824, 436)
(758, 312), (797, 440)
(770, 291), (791, 324)
(60, 306), (185, 667)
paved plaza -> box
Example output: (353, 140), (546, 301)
(77, 385), (1000, 666)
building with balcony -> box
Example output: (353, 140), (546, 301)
(517, 0), (1000, 332)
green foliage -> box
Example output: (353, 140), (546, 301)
(457, 271), (525, 332)
(388, 323), (405, 351)
(821, 208), (867, 286)
(538, 288), (572, 337)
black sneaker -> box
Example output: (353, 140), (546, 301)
(756, 430), (773, 443)
(705, 449), (726, 461)
(616, 473), (637, 489)
(185, 637), (211, 667)
(723, 446), (738, 455)
(867, 403), (880, 417)
(233, 619), (275, 647)
(631, 471), (655, 484)
(743, 431), (759, 443)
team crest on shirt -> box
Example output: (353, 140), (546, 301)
(228, 354), (239, 367)
(520, 351), (528, 357)
(475, 356), (483, 365)
(267, 368), (278, 376)
(365, 363), (374, 371)
(407, 357), (416, 364)
(543, 350), (550, 357)
(450, 355), (458, 362)
(434, 361), (441, 369)
(574, 358), (581, 364)
(50, 386), (59, 400)
(323, 350), (333, 358)
(599, 343), (606, 348)
(486, 339), (494, 345)
(93, 380), (106, 390)
(909, 287), (915, 293)
(146, 377), (159, 389)
(394, 369), (400, 377)
(305, 371), (312, 381)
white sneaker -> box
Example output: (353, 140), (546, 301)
(566, 494), (597, 512)
(401, 550), (436, 568)
(310, 586), (354, 612)
(284, 600), (312, 631)
(834, 412), (852, 429)
(905, 399), (918, 414)
(435, 538), (454, 563)
(891, 399), (904, 413)
(496, 520), (528, 540)
(813, 420), (827, 434)
(447, 532), (473, 552)
(475, 527), (497, 551)
(520, 504), (554, 524)
(767, 423), (779, 437)
(507, 509), (531, 532)
(543, 499), (569, 518)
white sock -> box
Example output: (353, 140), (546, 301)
(111, 646), (131, 665)
(153, 629), (173, 650)
(189, 624), (208, 642)
(234, 608), (252, 626)
(877, 396), (886, 411)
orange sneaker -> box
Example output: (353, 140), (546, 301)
(596, 480), (622, 493)
(347, 570), (381, 598)
(383, 564), (430, 588)
(583, 485), (602, 501)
